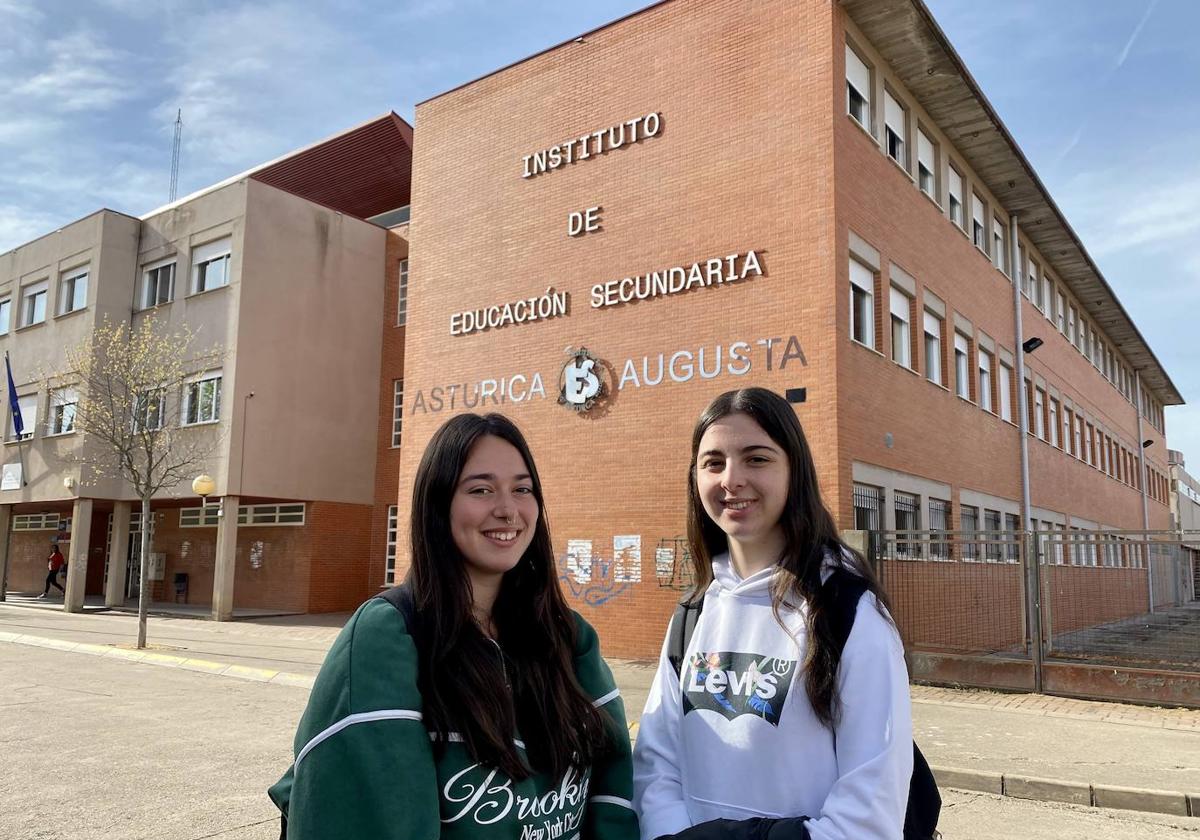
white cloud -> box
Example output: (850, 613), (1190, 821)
(12, 28), (138, 112)
(1114, 0), (1159, 70)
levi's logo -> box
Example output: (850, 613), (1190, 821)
(681, 651), (796, 726)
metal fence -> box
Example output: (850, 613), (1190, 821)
(864, 529), (1200, 705)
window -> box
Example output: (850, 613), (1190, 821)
(1005, 513), (1020, 562)
(1062, 408), (1073, 455)
(984, 509), (1002, 561)
(992, 215), (1007, 273)
(48, 388), (77, 435)
(1034, 388), (1046, 440)
(972, 193), (987, 251)
(20, 280), (48, 327)
(1056, 291), (1066, 333)
(385, 505), (399, 585)
(238, 503), (306, 526)
(7, 393), (36, 440)
(916, 129), (936, 198)
(192, 237), (231, 294)
(1067, 305), (1077, 345)
(0, 297), (10, 334)
(998, 361), (1013, 422)
(954, 332), (970, 399)
(180, 506), (220, 527)
(391, 379), (404, 447)
(1084, 424), (1095, 466)
(1028, 261), (1042, 310)
(1043, 275), (1053, 320)
(890, 287), (911, 369)
(948, 166), (964, 228)
(960, 505), (979, 561)
(894, 491), (921, 558)
(923, 311), (942, 386)
(1049, 398), (1060, 447)
(883, 90), (906, 168)
(58, 267), (88, 315)
(1073, 415), (1083, 459)
(13, 513), (60, 531)
(183, 372), (222, 425)
(850, 258), (875, 348)
(853, 483), (883, 531)
(978, 350), (993, 412)
(133, 389), (166, 432)
(396, 259), (409, 326)
(846, 45), (872, 130)
(929, 498), (951, 560)
(141, 260), (176, 309)
(1016, 244), (1026, 293)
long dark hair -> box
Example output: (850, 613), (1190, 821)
(408, 412), (610, 780)
(685, 387), (893, 727)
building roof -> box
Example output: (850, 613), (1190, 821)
(841, 0), (1183, 406)
(142, 112), (413, 222)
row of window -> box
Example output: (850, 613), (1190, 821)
(850, 253), (1163, 501)
(845, 38), (1161, 426)
(13, 513), (69, 531)
(0, 266), (89, 334)
(392, 379), (405, 447)
(136, 237), (232, 310)
(178, 503), (305, 527)
(6, 372), (223, 442)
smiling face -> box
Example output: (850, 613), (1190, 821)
(449, 434), (540, 591)
(695, 412), (790, 572)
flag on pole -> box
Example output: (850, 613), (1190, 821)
(5, 351), (23, 439)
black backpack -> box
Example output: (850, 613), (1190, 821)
(667, 568), (941, 840)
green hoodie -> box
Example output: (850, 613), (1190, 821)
(269, 597), (639, 840)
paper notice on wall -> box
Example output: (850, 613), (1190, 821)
(250, 541), (265, 569)
(1, 463), (21, 491)
(566, 539), (593, 583)
(655, 546), (675, 579)
(612, 535), (642, 582)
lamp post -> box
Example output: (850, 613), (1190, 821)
(192, 474), (216, 511)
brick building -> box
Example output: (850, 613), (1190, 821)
(0, 114), (412, 618)
(398, 0), (1182, 658)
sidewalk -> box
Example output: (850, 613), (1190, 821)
(3, 602), (1198, 817)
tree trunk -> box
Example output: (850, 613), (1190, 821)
(136, 494), (152, 649)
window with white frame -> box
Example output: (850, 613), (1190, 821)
(391, 379), (404, 447)
(1067, 305), (1077, 345)
(1016, 244), (1027, 294)
(1042, 275), (1053, 319)
(978, 350), (993, 412)
(0, 297), (10, 334)
(971, 193), (986, 251)
(237, 503), (305, 525)
(141, 259), (176, 309)
(396, 259), (409, 326)
(998, 361), (1013, 422)
(1034, 387), (1046, 440)
(916, 129), (936, 198)
(849, 258), (875, 348)
(953, 332), (971, 399)
(183, 372), (222, 425)
(384, 505), (398, 585)
(992, 215), (1007, 273)
(133, 389), (166, 432)
(1049, 398), (1060, 447)
(21, 279), (48, 327)
(191, 237), (231, 294)
(923, 310), (942, 386)
(58, 266), (88, 315)
(1029, 261), (1042, 309)
(1073, 415), (1084, 459)
(883, 90), (907, 168)
(1056, 290), (1066, 333)
(48, 388), (77, 435)
(179, 506), (220, 527)
(948, 166), (964, 228)
(889, 287), (911, 369)
(8, 393), (36, 440)
(845, 44), (872, 130)
(13, 512), (60, 530)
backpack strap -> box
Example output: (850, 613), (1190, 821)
(826, 567), (870, 655)
(667, 594), (705, 679)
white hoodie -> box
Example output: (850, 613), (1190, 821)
(632, 553), (913, 840)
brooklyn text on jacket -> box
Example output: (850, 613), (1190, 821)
(522, 112), (661, 179)
(590, 250), (764, 309)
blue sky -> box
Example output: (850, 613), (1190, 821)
(2, 0), (1197, 462)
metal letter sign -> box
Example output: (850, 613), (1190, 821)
(558, 347), (606, 412)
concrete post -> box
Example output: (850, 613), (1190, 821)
(0, 504), (12, 601)
(212, 495), (239, 621)
(64, 498), (94, 613)
(105, 501), (132, 608)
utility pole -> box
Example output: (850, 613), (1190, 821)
(169, 109), (183, 202)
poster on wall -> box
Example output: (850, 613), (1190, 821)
(1, 463), (20, 491)
(565, 539), (593, 584)
(612, 535), (642, 583)
(655, 546), (675, 579)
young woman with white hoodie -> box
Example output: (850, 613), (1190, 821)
(632, 388), (913, 840)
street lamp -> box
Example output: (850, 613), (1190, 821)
(192, 474), (216, 510)
(1022, 337), (1044, 354)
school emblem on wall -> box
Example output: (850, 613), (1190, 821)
(558, 346), (607, 412)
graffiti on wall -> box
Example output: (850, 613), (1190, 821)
(655, 537), (696, 591)
(558, 538), (635, 607)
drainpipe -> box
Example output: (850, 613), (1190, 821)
(1010, 214), (1042, 691)
(1134, 370), (1154, 613)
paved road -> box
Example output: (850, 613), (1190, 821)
(4, 642), (1200, 840)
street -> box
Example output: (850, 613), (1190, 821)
(4, 641), (1200, 840)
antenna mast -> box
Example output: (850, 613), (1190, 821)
(169, 109), (182, 202)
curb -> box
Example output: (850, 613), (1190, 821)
(0, 631), (315, 690)
(932, 766), (1197, 818)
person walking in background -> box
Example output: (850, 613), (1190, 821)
(39, 542), (66, 598)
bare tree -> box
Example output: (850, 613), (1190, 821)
(51, 315), (222, 648)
